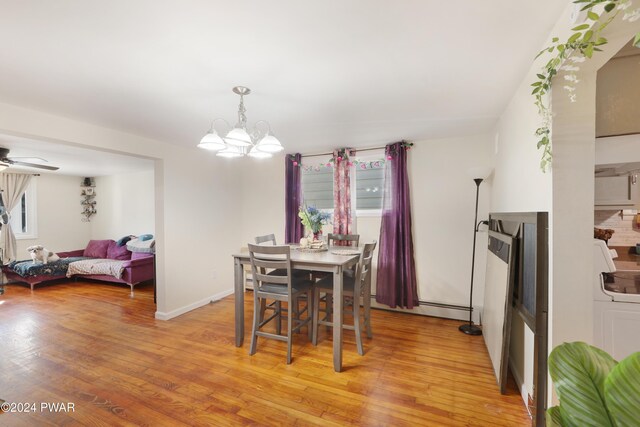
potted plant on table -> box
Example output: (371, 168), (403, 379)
(299, 205), (331, 242)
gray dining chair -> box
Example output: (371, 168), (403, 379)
(255, 233), (277, 245)
(327, 233), (360, 247)
(248, 243), (314, 364)
(313, 233), (360, 281)
(312, 241), (377, 356)
(254, 234), (308, 276)
(252, 233), (311, 326)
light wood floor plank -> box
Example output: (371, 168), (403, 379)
(0, 281), (531, 426)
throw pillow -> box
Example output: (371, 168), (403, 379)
(139, 234), (153, 241)
(107, 241), (132, 260)
(83, 240), (113, 258)
(116, 235), (134, 247)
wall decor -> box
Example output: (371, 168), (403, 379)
(81, 177), (96, 222)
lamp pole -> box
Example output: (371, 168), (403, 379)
(459, 178), (483, 335)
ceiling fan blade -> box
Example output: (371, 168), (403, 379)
(8, 160), (59, 171)
(8, 156), (49, 163)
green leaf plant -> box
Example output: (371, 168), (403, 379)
(533, 0), (640, 171)
(547, 342), (640, 427)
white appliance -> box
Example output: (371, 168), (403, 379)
(593, 239), (640, 360)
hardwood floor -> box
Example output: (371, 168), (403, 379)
(0, 281), (531, 426)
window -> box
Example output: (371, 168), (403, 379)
(301, 165), (333, 209)
(9, 180), (37, 239)
(301, 152), (385, 215)
(354, 160), (384, 213)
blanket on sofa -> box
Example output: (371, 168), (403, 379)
(66, 259), (126, 279)
(7, 257), (92, 277)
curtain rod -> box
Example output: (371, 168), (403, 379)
(301, 146), (386, 158)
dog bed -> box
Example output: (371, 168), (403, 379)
(7, 257), (91, 277)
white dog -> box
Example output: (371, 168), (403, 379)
(27, 245), (60, 264)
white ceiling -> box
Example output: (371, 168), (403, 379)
(0, 134), (154, 176)
(0, 0), (570, 161)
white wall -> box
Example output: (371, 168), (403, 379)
(90, 170), (155, 240)
(0, 101), (244, 317)
(596, 53), (640, 137)
(551, 15), (639, 349)
(492, 47), (553, 405)
(239, 157), (286, 246)
(158, 150), (241, 315)
(14, 173), (91, 257)
(492, 4), (640, 407)
(595, 134), (640, 164)
(239, 136), (494, 322)
(375, 135), (493, 321)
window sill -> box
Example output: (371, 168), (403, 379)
(15, 233), (38, 240)
(356, 210), (382, 218)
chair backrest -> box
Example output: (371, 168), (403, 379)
(328, 233), (360, 247)
(356, 241), (377, 284)
(247, 243), (292, 292)
(255, 234), (277, 245)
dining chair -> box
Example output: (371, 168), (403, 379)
(254, 234), (308, 276)
(255, 233), (277, 245)
(253, 234), (308, 330)
(327, 233), (360, 247)
(248, 243), (314, 364)
(312, 241), (377, 356)
(326, 233), (360, 278)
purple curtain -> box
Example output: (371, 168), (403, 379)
(376, 142), (418, 309)
(285, 153), (304, 244)
(332, 148), (355, 244)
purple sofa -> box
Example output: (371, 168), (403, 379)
(3, 239), (155, 293)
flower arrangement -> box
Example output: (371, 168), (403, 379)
(298, 205), (331, 235)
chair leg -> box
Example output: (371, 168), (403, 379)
(275, 301), (282, 335)
(312, 288), (321, 345)
(249, 293), (260, 356)
(286, 302), (293, 364)
(364, 285), (373, 339)
(259, 298), (267, 322)
(307, 288), (313, 341)
(353, 294), (364, 356)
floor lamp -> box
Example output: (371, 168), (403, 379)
(459, 167), (493, 335)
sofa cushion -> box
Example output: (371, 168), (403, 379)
(84, 240), (113, 258)
(107, 241), (132, 260)
(131, 252), (152, 260)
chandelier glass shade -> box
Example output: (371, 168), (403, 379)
(198, 86), (283, 158)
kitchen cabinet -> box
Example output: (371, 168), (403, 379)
(595, 175), (640, 209)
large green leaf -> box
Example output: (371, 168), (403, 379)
(549, 342), (617, 427)
(605, 352), (640, 427)
(546, 406), (563, 427)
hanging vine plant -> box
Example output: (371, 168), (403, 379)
(533, 0), (640, 171)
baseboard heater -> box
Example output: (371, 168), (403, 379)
(369, 294), (469, 312)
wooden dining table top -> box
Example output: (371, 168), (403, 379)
(233, 245), (361, 266)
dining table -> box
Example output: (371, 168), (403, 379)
(232, 245), (361, 372)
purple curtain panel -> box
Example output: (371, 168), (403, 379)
(376, 142), (419, 309)
(285, 153), (304, 244)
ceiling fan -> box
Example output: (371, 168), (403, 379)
(0, 147), (59, 171)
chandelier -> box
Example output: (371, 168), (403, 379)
(197, 86), (284, 158)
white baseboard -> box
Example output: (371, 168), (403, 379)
(155, 288), (234, 320)
(370, 299), (481, 324)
